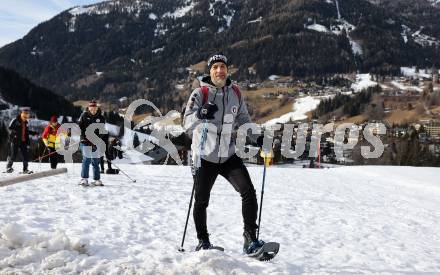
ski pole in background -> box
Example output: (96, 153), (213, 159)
(257, 149), (273, 240)
(107, 159), (137, 183)
(32, 141), (80, 162)
(38, 141), (47, 171)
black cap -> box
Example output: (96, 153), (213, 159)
(208, 54), (228, 69)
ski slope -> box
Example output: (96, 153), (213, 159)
(0, 162), (439, 274)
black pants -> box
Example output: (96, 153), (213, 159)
(193, 154), (258, 241)
(47, 147), (59, 169)
(6, 143), (29, 171)
(100, 156), (113, 171)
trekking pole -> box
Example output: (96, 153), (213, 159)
(178, 119), (209, 252)
(178, 176), (196, 252)
(32, 141), (80, 162)
(107, 160), (137, 183)
(257, 150), (270, 240)
(39, 144), (47, 170)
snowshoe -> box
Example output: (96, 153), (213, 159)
(4, 167), (13, 173)
(20, 170), (33, 174)
(195, 239), (224, 252)
(243, 229), (279, 261)
(251, 242), (280, 261)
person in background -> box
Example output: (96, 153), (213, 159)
(42, 115), (63, 169)
(78, 100), (106, 186)
(5, 108), (33, 174)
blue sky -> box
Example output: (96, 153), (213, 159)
(0, 0), (103, 47)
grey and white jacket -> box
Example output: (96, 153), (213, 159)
(183, 76), (259, 164)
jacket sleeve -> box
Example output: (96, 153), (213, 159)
(182, 88), (203, 136)
(78, 112), (86, 131)
(8, 118), (17, 131)
(42, 125), (50, 139)
(42, 125), (50, 146)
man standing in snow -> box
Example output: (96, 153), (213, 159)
(183, 54), (265, 253)
(78, 100), (106, 186)
(5, 108), (33, 174)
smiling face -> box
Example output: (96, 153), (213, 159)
(210, 62), (228, 88)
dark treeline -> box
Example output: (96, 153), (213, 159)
(0, 66), (81, 120)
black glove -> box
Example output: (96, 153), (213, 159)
(196, 102), (218, 120)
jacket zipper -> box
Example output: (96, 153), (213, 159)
(218, 87), (226, 164)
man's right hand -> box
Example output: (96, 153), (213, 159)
(197, 102), (218, 120)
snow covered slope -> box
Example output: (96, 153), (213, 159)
(0, 163), (439, 274)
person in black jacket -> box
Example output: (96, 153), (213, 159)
(5, 108), (32, 174)
(78, 100), (106, 186)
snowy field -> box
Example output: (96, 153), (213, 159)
(0, 162), (439, 274)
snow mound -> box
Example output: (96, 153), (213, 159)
(307, 23), (329, 33)
(0, 223), (89, 272)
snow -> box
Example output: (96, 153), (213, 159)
(209, 0), (227, 16)
(349, 38), (363, 55)
(391, 81), (424, 92)
(411, 27), (440, 47)
(175, 84), (185, 90)
(335, 0), (341, 19)
(427, 0), (440, 6)
(247, 16), (263, 24)
(112, 149), (154, 164)
(330, 19), (356, 35)
(264, 96), (321, 125)
(163, 1), (195, 18)
(69, 1), (152, 16)
(154, 23), (168, 37)
(351, 73), (378, 92)
(1, 163), (439, 273)
(68, 16), (77, 32)
(105, 123), (120, 136)
(401, 24), (410, 44)
(152, 47), (164, 54)
(401, 66), (432, 79)
(268, 75), (280, 81)
(224, 11), (235, 28)
(306, 23), (329, 33)
(67, 1), (153, 32)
